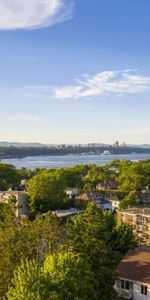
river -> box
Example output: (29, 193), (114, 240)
(2, 153), (150, 169)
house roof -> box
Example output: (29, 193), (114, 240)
(76, 191), (102, 201)
(96, 197), (111, 205)
(117, 250), (150, 285)
(52, 208), (80, 218)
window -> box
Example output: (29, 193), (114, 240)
(120, 280), (130, 290)
(141, 285), (147, 295)
(125, 281), (129, 290)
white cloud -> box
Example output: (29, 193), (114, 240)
(19, 70), (150, 100)
(52, 70), (150, 100)
(0, 0), (74, 30)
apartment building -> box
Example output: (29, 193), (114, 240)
(117, 207), (150, 245)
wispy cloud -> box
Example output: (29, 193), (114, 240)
(0, 0), (74, 30)
(19, 70), (150, 100)
(52, 70), (150, 100)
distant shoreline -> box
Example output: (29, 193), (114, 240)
(1, 151), (150, 160)
(0, 146), (150, 160)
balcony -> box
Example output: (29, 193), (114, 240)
(114, 286), (133, 299)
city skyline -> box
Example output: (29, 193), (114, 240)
(0, 0), (150, 144)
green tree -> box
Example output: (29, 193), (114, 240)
(7, 253), (97, 300)
(27, 170), (67, 215)
(0, 210), (62, 298)
(67, 203), (117, 299)
(67, 203), (137, 299)
(44, 252), (97, 300)
(111, 223), (138, 255)
(0, 163), (20, 190)
(119, 191), (140, 210)
(6, 260), (45, 300)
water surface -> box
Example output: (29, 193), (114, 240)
(2, 153), (150, 169)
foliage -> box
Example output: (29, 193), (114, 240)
(6, 260), (45, 300)
(27, 170), (67, 214)
(0, 210), (62, 298)
(6, 253), (97, 300)
(67, 203), (137, 299)
(119, 191), (140, 210)
(67, 203), (118, 299)
(0, 163), (20, 190)
(111, 223), (138, 255)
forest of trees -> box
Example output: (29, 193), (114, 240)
(0, 202), (137, 299)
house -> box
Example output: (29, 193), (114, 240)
(114, 249), (150, 299)
(76, 191), (112, 210)
(117, 207), (150, 245)
(0, 191), (28, 217)
(96, 179), (118, 191)
(106, 194), (122, 210)
(110, 198), (121, 211)
(20, 179), (28, 190)
(65, 188), (79, 198)
(76, 190), (103, 202)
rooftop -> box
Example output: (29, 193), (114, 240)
(117, 250), (150, 285)
(52, 208), (80, 218)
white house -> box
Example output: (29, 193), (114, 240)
(65, 188), (79, 198)
(114, 249), (150, 300)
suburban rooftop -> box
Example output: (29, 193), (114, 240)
(117, 249), (150, 285)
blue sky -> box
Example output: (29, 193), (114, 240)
(0, 0), (150, 144)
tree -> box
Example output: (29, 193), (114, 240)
(7, 253), (97, 300)
(0, 163), (20, 190)
(0, 210), (62, 298)
(66, 203), (137, 299)
(44, 252), (97, 300)
(67, 203), (117, 299)
(118, 161), (147, 192)
(6, 260), (45, 300)
(111, 223), (138, 255)
(119, 191), (140, 210)
(27, 170), (67, 215)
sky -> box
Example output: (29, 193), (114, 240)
(0, 0), (150, 144)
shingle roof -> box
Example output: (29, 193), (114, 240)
(117, 250), (150, 285)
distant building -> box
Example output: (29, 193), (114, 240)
(65, 188), (79, 198)
(96, 179), (118, 191)
(117, 207), (150, 245)
(0, 191), (28, 217)
(114, 249), (150, 299)
(113, 141), (119, 148)
(20, 179), (28, 190)
(76, 191), (112, 210)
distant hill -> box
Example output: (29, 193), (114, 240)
(0, 142), (48, 148)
